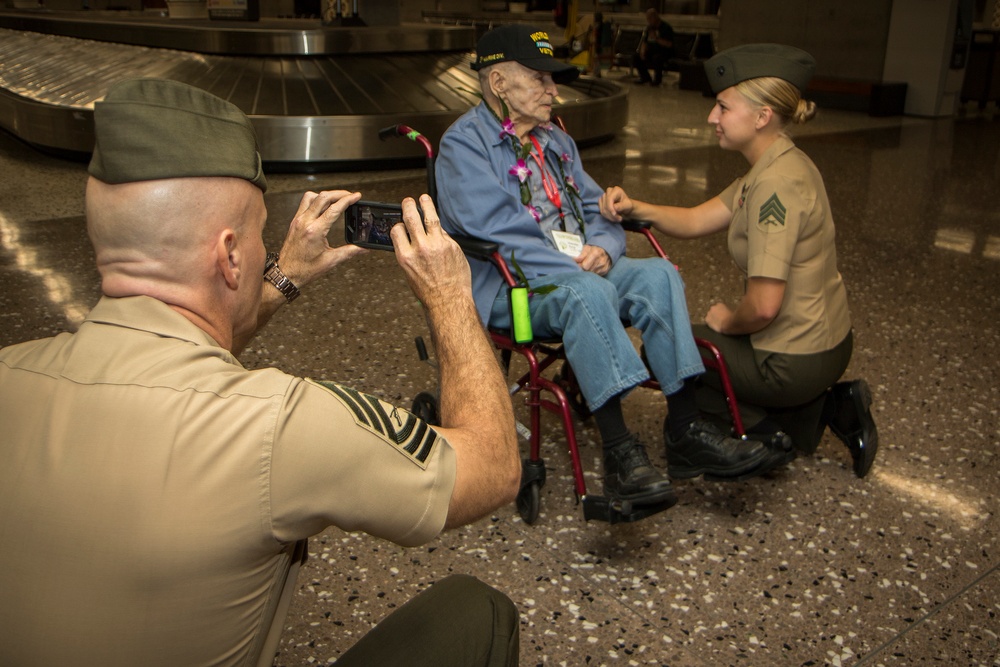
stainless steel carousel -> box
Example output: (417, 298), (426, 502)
(0, 10), (628, 167)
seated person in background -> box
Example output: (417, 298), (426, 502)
(633, 8), (675, 86)
(0, 78), (521, 666)
(435, 25), (792, 513)
(601, 44), (879, 477)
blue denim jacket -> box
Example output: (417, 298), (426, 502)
(435, 102), (626, 325)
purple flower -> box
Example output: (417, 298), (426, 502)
(509, 159), (532, 183)
(564, 175), (579, 193)
(527, 204), (542, 223)
(500, 117), (517, 141)
(560, 152), (573, 163)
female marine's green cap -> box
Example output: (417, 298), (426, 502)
(88, 78), (267, 192)
(704, 43), (816, 95)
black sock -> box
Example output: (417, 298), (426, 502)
(665, 380), (700, 441)
(592, 395), (631, 450)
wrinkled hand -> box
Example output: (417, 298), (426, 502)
(704, 302), (734, 334)
(599, 186), (632, 223)
(277, 190), (366, 288)
(391, 195), (471, 312)
(575, 244), (611, 276)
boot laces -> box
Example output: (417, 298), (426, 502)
(618, 441), (654, 473)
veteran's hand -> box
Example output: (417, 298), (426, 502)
(576, 244), (612, 276)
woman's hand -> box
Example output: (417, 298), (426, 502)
(704, 302), (734, 333)
(599, 186), (633, 223)
(705, 278), (785, 335)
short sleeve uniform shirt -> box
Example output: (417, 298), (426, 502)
(719, 135), (851, 355)
(0, 296), (456, 666)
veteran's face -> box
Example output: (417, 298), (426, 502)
(497, 62), (559, 139)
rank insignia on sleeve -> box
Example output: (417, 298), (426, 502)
(758, 193), (786, 229)
(314, 380), (437, 468)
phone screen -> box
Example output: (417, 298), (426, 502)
(345, 201), (402, 251)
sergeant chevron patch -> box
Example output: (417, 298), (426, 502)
(758, 193), (787, 229)
(313, 380), (437, 468)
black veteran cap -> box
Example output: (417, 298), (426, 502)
(88, 78), (267, 192)
(704, 43), (816, 95)
(471, 24), (580, 84)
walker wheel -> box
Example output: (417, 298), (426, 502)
(516, 481), (541, 524)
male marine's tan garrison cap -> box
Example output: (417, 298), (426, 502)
(704, 44), (816, 95)
(88, 78), (267, 192)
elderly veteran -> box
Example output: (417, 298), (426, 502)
(0, 78), (521, 667)
(435, 25), (790, 515)
(601, 44), (879, 477)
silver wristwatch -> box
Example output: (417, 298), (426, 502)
(263, 252), (300, 303)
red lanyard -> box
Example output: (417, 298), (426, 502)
(529, 135), (562, 212)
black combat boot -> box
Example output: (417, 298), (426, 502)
(603, 436), (678, 507)
(665, 418), (786, 481)
(826, 379), (879, 478)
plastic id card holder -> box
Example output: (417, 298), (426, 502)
(508, 286), (533, 344)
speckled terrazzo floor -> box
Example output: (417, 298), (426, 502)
(1, 70), (997, 666)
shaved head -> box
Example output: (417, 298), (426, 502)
(85, 175), (267, 348)
(87, 176), (263, 296)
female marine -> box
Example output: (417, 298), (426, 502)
(600, 44), (878, 477)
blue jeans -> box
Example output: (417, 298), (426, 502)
(489, 256), (704, 410)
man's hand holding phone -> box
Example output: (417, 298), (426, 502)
(344, 194), (471, 313)
(389, 195), (472, 314)
(277, 190), (366, 289)
(249, 190), (366, 346)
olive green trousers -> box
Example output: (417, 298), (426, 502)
(335, 574), (519, 667)
(692, 325), (853, 453)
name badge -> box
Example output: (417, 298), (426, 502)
(552, 230), (583, 257)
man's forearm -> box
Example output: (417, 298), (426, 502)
(430, 294), (520, 527)
(254, 283), (287, 330)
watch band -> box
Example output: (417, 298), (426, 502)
(263, 252), (300, 303)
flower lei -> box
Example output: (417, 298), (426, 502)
(490, 100), (587, 238)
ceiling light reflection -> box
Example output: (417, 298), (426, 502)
(982, 235), (1000, 261)
(933, 227), (974, 254)
(0, 212), (91, 328)
(872, 468), (986, 529)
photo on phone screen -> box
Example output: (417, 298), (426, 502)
(345, 201), (402, 251)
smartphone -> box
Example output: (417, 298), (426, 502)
(345, 200), (406, 251)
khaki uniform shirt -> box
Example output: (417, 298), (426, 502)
(0, 296), (456, 667)
(720, 135), (851, 354)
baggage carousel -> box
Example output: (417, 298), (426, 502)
(0, 10), (628, 168)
